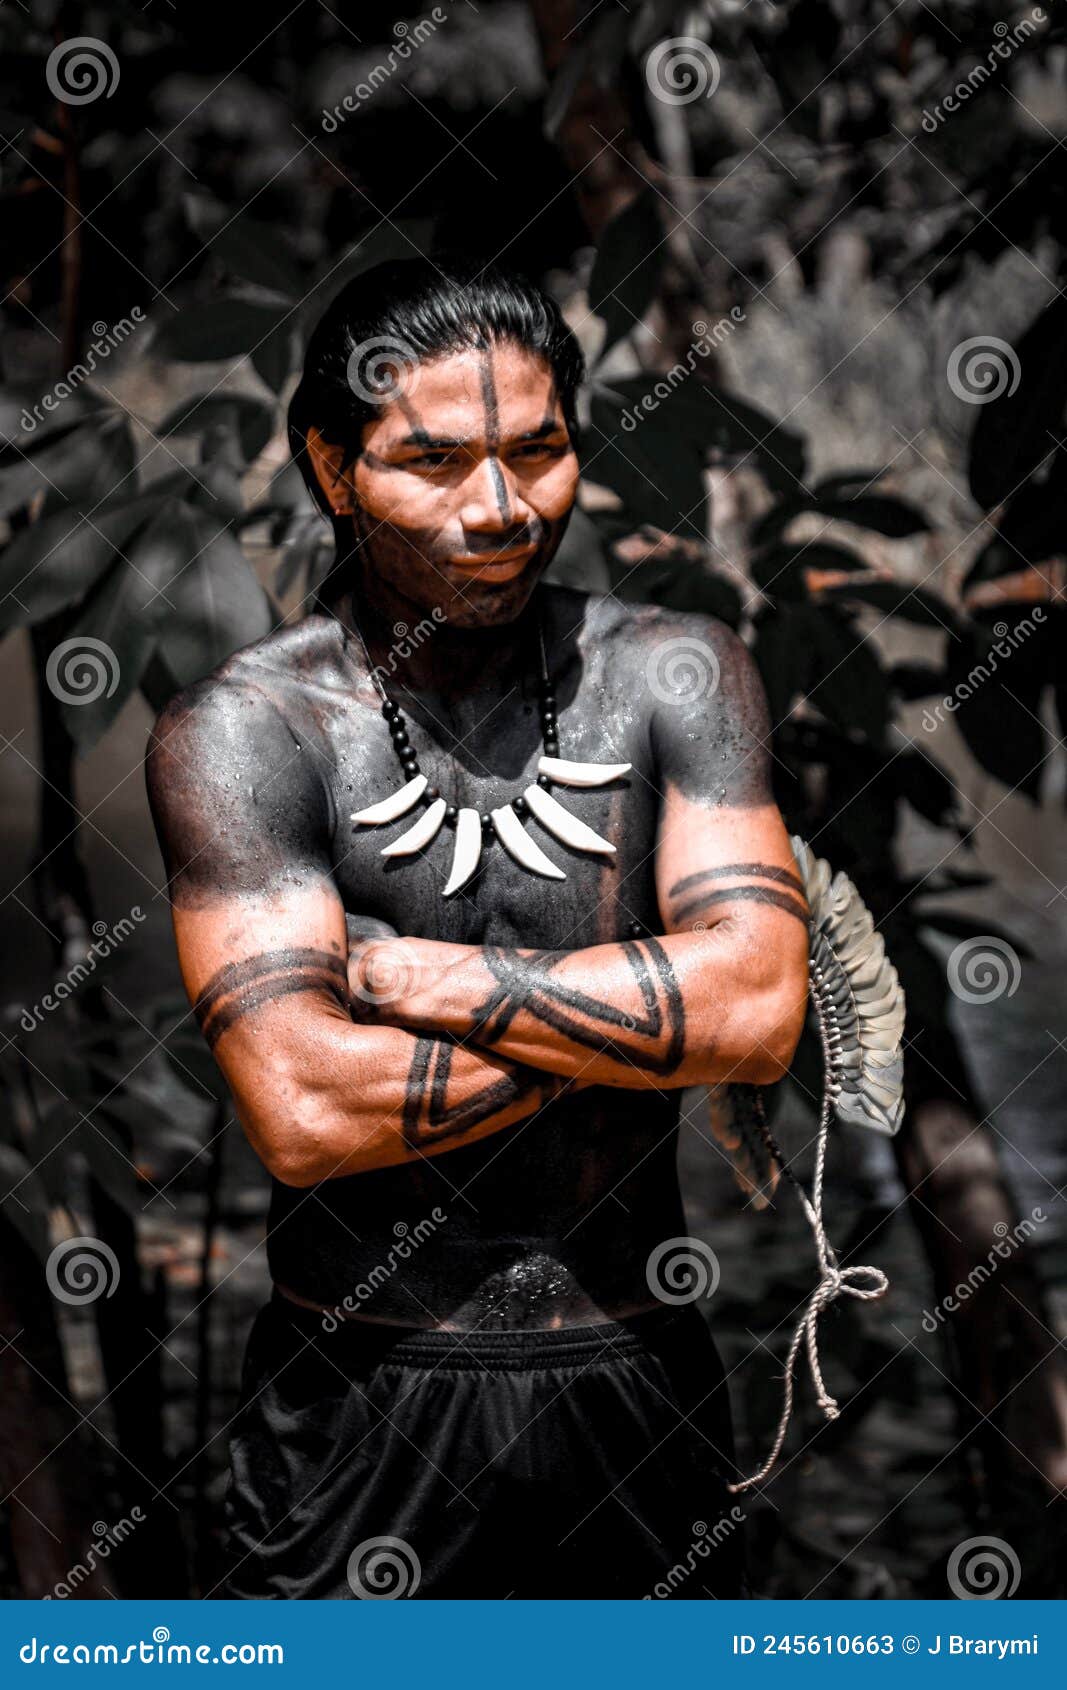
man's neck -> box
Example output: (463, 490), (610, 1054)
(341, 568), (540, 700)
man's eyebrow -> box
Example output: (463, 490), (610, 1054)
(393, 415), (566, 451)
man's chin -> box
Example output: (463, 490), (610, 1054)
(439, 557), (548, 627)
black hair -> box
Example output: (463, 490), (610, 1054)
(287, 253), (585, 601)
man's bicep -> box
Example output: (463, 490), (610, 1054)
(650, 616), (808, 940)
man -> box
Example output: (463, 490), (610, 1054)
(146, 255), (809, 1599)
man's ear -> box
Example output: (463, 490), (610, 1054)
(306, 425), (356, 515)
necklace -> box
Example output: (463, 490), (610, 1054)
(349, 594), (631, 898)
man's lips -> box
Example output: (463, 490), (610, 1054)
(447, 542), (539, 575)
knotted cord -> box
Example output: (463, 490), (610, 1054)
(726, 1009), (889, 1494)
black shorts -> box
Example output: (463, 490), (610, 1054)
(219, 1288), (747, 1599)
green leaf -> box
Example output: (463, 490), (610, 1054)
(889, 660), (946, 701)
(822, 580), (960, 631)
(159, 393), (276, 464)
(919, 910), (1032, 958)
(588, 192), (665, 360)
(946, 625), (1050, 799)
(968, 293), (1067, 509)
(751, 541), (867, 598)
(58, 501), (202, 749)
(0, 412), (134, 519)
(599, 377), (806, 490)
(155, 522), (275, 686)
(809, 493), (930, 537)
(583, 399), (708, 541)
(892, 749), (960, 828)
(153, 298), (292, 362)
(0, 491), (167, 633)
(211, 216), (303, 300)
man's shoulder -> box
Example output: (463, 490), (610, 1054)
(557, 587), (748, 677)
(147, 613), (346, 753)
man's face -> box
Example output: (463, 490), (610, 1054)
(348, 340), (579, 628)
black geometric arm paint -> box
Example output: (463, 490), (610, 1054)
(468, 937), (687, 1076)
(667, 863), (809, 929)
(401, 1036), (560, 1149)
(195, 948), (350, 1050)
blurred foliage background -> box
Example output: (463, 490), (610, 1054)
(1, 0), (1065, 1599)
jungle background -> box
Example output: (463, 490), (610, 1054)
(1, 0), (1066, 1600)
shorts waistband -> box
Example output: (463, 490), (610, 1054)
(267, 1286), (699, 1370)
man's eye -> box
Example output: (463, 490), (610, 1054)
(512, 441), (566, 460)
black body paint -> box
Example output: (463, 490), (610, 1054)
(146, 587), (775, 1328)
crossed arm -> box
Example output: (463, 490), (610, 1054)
(145, 621), (808, 1187)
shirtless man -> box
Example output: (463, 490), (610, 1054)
(146, 255), (809, 1599)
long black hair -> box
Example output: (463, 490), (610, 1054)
(287, 253), (585, 604)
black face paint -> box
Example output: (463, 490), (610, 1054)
(476, 344), (513, 523)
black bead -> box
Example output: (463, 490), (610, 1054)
(543, 740), (559, 757)
(480, 813), (493, 832)
(539, 711), (556, 731)
(537, 774), (551, 789)
(425, 786), (440, 802)
(381, 699), (399, 720)
(513, 794), (528, 817)
(391, 728), (409, 750)
(628, 921), (644, 938)
(400, 754), (419, 774)
(444, 805), (459, 826)
(540, 687), (556, 705)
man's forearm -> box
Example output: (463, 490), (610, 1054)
(357, 929), (807, 1090)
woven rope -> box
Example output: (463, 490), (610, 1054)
(727, 1011), (889, 1494)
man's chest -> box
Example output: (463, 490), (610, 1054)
(324, 690), (662, 948)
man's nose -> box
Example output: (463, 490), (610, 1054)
(459, 454), (531, 530)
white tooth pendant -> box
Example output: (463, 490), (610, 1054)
(522, 783), (615, 856)
(492, 803), (566, 880)
(351, 774), (427, 825)
(381, 797), (447, 858)
(537, 755), (631, 788)
(442, 807), (483, 897)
